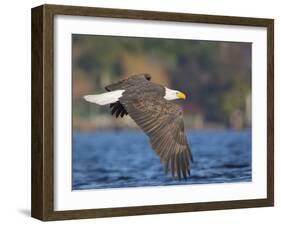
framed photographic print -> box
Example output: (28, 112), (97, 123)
(31, 4), (274, 221)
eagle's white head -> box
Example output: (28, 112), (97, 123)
(164, 87), (187, 101)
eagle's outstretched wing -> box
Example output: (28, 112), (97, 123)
(120, 95), (193, 179)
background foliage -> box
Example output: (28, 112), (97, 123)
(72, 34), (251, 130)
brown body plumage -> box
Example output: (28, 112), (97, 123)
(85, 73), (193, 179)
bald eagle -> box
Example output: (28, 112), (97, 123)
(84, 73), (193, 179)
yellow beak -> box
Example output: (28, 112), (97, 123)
(176, 91), (186, 100)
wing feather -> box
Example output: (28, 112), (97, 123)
(105, 73), (151, 91)
(120, 96), (192, 179)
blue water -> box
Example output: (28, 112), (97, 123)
(72, 129), (251, 190)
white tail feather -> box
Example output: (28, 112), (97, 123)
(83, 90), (125, 105)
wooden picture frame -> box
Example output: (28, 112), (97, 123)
(31, 4), (274, 221)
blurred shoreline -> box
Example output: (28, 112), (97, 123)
(73, 115), (250, 132)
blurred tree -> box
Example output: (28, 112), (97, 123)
(72, 34), (251, 129)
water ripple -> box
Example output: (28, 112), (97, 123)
(72, 129), (252, 190)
